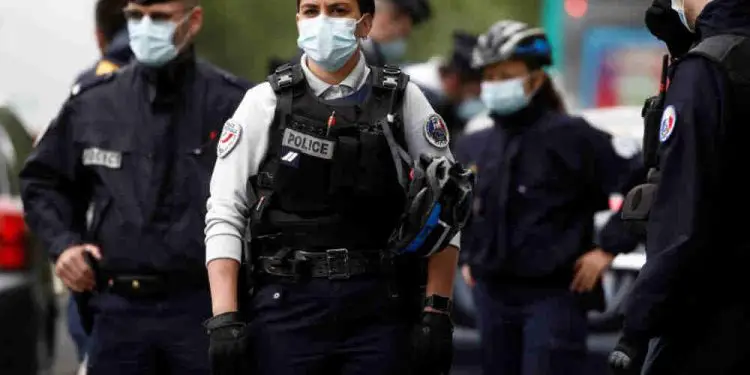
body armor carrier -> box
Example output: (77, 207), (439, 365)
(247, 64), (411, 254)
(622, 35), (750, 235)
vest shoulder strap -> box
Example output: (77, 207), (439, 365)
(369, 64), (410, 94)
(267, 63), (306, 93)
(686, 34), (750, 84)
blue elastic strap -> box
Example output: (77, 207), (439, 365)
(403, 203), (442, 254)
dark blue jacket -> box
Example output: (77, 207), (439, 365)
(456, 92), (632, 284)
(624, 0), (750, 339)
(20, 50), (251, 275)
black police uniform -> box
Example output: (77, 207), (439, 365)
(244, 64), (418, 375)
(455, 83), (633, 375)
(621, 1), (750, 373)
(20, 48), (250, 375)
(64, 27), (135, 363)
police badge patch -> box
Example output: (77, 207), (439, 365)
(659, 105), (676, 143)
(423, 114), (450, 149)
(217, 120), (242, 158)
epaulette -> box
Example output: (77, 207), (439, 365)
(219, 69), (254, 91)
(686, 35), (750, 83)
(267, 63), (306, 93)
(197, 61), (254, 91)
(69, 71), (117, 98)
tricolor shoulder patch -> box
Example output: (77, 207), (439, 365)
(659, 105), (677, 142)
(217, 120), (242, 158)
(423, 113), (450, 149)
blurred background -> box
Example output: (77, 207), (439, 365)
(0, 0), (664, 136)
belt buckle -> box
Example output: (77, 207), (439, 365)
(326, 248), (350, 280)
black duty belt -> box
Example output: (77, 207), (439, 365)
(257, 248), (390, 280)
(99, 271), (209, 299)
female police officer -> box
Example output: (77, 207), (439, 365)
(201, 1), (462, 374)
(456, 20), (633, 375)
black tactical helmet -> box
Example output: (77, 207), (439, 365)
(471, 20), (552, 70)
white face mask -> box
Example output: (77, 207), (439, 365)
(671, 0), (695, 33)
(481, 77), (532, 116)
(128, 12), (193, 66)
(297, 15), (361, 72)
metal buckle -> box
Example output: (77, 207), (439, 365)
(275, 65), (294, 88)
(326, 248), (350, 280)
(382, 74), (399, 89)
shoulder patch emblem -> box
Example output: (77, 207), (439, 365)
(423, 114), (450, 149)
(659, 105), (677, 142)
(217, 120), (242, 158)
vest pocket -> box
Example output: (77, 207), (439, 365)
(357, 131), (390, 195)
(329, 136), (359, 194)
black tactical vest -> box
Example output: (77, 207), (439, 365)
(249, 64), (411, 252)
(623, 35), (750, 232)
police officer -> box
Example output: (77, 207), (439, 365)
(75, 0), (134, 85)
(609, 0), (750, 373)
(19, 0), (250, 374)
(456, 20), (633, 375)
(65, 0), (135, 364)
(203, 1), (463, 374)
(405, 31), (483, 144)
(361, 0), (431, 66)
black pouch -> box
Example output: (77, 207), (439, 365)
(357, 131), (386, 194)
(329, 136), (359, 194)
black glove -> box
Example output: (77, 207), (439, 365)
(645, 0), (697, 58)
(410, 311), (454, 375)
(204, 312), (250, 375)
(609, 335), (649, 375)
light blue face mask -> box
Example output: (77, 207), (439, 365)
(456, 98), (485, 122)
(297, 15), (360, 72)
(379, 38), (408, 64)
(670, 0), (695, 33)
(480, 77), (531, 116)
(128, 12), (191, 67)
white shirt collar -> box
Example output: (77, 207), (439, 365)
(299, 51), (370, 97)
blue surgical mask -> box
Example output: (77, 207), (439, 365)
(670, 0), (694, 33)
(480, 77), (531, 116)
(128, 13), (191, 67)
(297, 15), (360, 72)
(456, 98), (486, 122)
(379, 38), (408, 63)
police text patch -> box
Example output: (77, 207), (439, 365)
(659, 105), (676, 142)
(282, 128), (335, 160)
(217, 120), (242, 158)
(423, 114), (450, 149)
(82, 147), (122, 169)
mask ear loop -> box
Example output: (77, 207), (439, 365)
(353, 15), (367, 40)
(173, 8), (198, 51)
